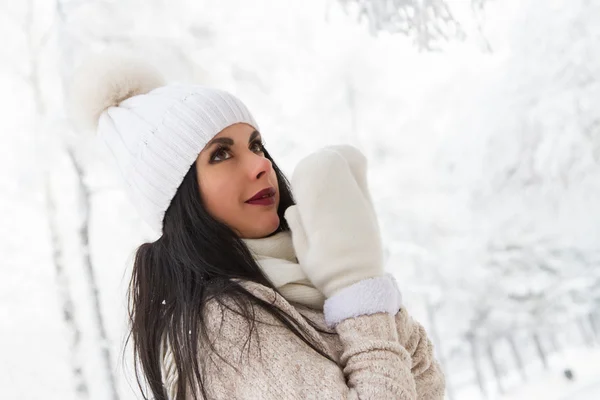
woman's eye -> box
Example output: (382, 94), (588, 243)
(251, 141), (265, 154)
(211, 147), (231, 162)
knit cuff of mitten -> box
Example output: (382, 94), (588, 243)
(323, 273), (402, 328)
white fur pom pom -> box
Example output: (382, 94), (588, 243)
(69, 50), (165, 131)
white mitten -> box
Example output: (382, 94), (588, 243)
(285, 145), (401, 326)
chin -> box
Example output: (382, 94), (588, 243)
(256, 214), (281, 238)
(265, 215), (281, 234)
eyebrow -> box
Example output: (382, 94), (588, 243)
(206, 130), (261, 149)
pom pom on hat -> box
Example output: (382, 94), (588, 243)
(69, 50), (166, 131)
(68, 51), (260, 233)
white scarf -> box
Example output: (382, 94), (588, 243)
(243, 231), (326, 310)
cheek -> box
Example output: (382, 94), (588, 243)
(200, 174), (241, 220)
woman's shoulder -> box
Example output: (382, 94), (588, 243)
(201, 280), (304, 338)
(199, 280), (337, 370)
(191, 280), (354, 400)
(201, 280), (272, 329)
(201, 280), (332, 352)
(211, 278), (314, 318)
(202, 279), (284, 318)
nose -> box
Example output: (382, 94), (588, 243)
(247, 152), (272, 180)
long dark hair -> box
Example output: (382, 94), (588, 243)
(125, 148), (334, 399)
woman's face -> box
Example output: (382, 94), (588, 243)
(196, 123), (280, 239)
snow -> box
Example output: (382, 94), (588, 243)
(498, 347), (600, 400)
(1, 0), (599, 399)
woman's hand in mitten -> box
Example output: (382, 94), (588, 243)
(284, 145), (384, 298)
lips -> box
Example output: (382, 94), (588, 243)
(246, 187), (276, 206)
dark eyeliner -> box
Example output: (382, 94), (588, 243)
(209, 145), (229, 163)
(251, 139), (265, 152)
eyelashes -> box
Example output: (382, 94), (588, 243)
(251, 139), (266, 153)
(209, 146), (228, 163)
(209, 140), (265, 163)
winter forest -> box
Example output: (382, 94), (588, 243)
(1, 0), (600, 399)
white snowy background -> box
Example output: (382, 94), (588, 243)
(1, 0), (599, 399)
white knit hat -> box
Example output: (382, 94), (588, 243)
(70, 52), (259, 233)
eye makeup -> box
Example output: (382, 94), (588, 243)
(209, 139), (265, 164)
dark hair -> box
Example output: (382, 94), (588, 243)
(125, 148), (334, 399)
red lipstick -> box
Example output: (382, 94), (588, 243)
(246, 187), (276, 206)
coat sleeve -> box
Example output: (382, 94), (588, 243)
(194, 298), (418, 400)
(395, 308), (446, 400)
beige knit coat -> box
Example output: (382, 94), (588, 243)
(164, 279), (446, 399)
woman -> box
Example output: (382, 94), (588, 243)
(71, 53), (445, 400)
